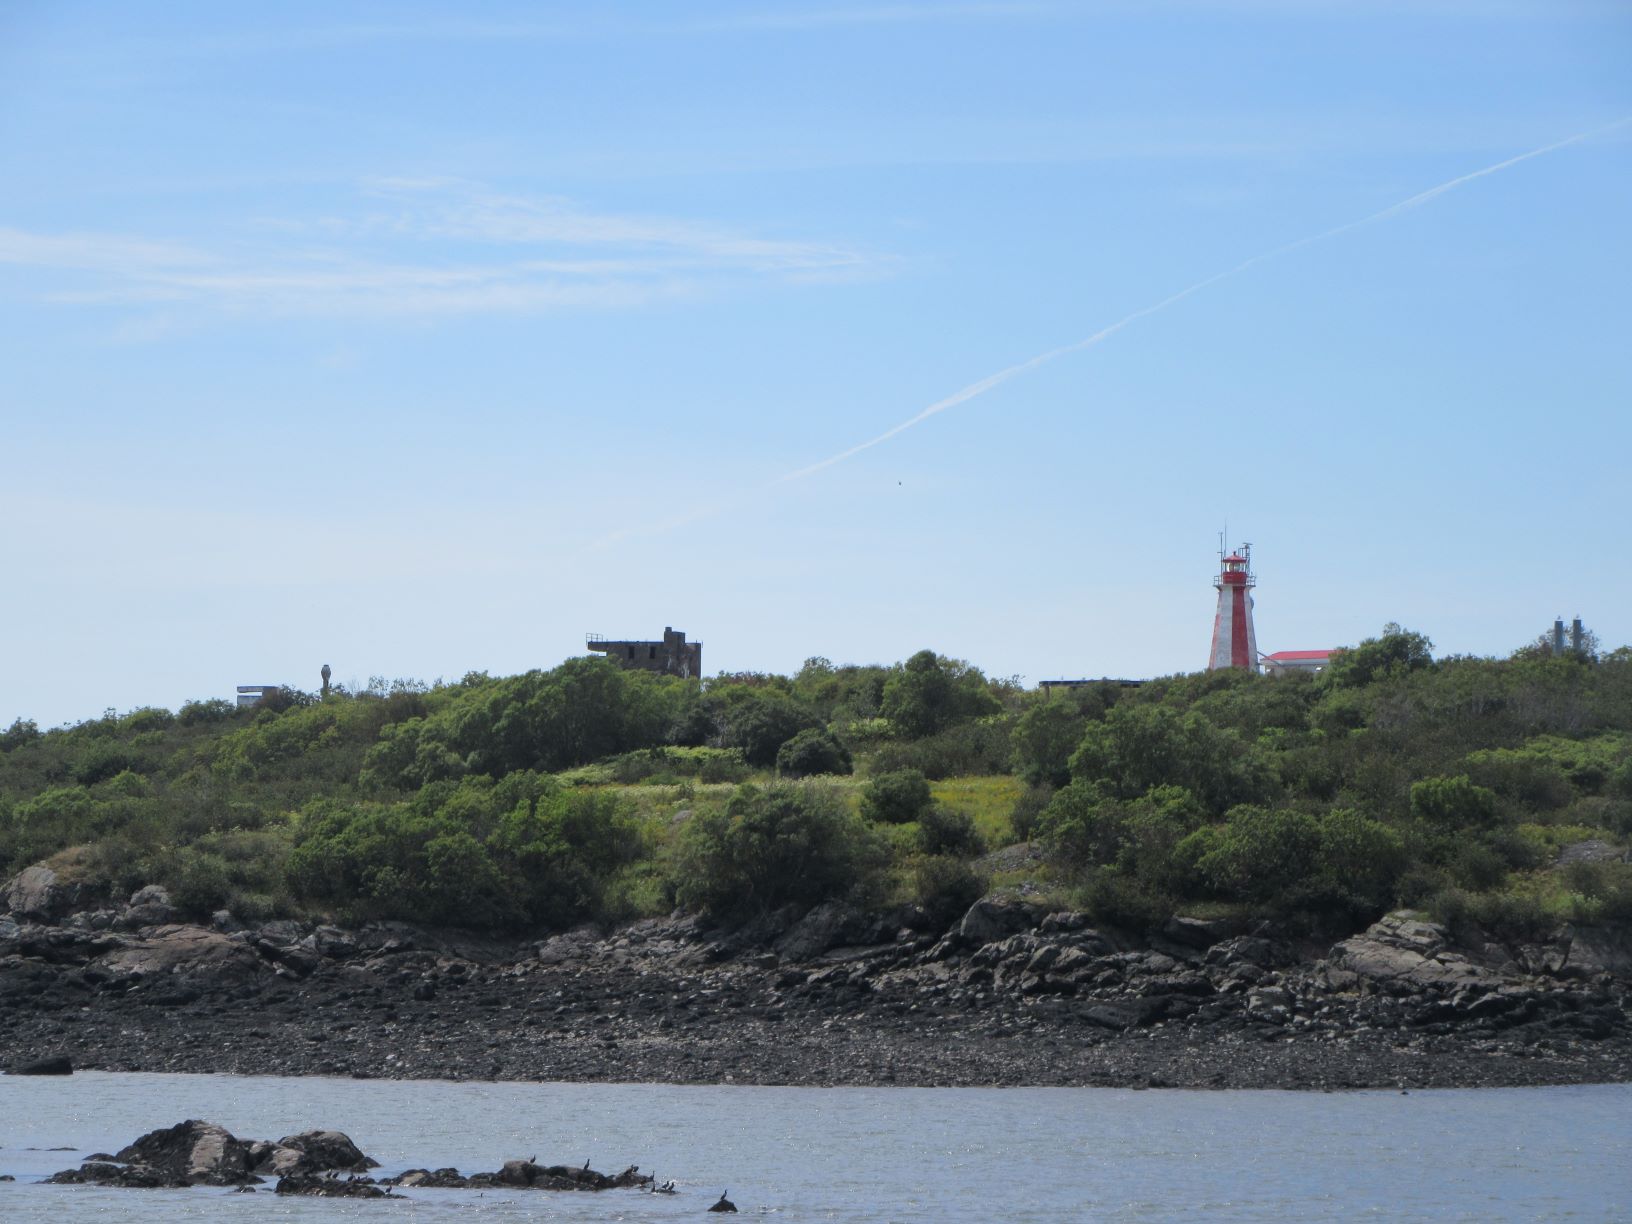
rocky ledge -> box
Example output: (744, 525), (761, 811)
(3, 865), (1631, 1090)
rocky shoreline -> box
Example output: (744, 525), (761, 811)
(4, 864), (1632, 1091)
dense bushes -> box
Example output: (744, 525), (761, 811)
(286, 774), (642, 930)
(776, 729), (853, 778)
(1068, 704), (1276, 815)
(672, 783), (885, 920)
(861, 770), (932, 824)
(2, 630), (1630, 943)
(915, 805), (984, 858)
(881, 650), (1001, 739)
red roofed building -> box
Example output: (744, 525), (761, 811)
(1262, 648), (1338, 676)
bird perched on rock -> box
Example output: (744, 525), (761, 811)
(709, 1189), (738, 1212)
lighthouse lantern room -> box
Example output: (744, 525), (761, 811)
(1208, 542), (1258, 672)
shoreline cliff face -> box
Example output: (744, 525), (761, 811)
(3, 873), (1630, 1091)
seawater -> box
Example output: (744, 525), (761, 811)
(1, 1072), (1628, 1221)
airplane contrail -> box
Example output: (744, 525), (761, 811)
(588, 117), (1627, 550)
(775, 117), (1628, 486)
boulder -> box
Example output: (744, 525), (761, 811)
(312, 926), (358, 959)
(120, 884), (177, 929)
(5, 865), (75, 922)
(1163, 915), (1238, 950)
(115, 1120), (256, 1185)
(391, 1167), (472, 1188)
(275, 1174), (387, 1197)
(1325, 912), (1497, 992)
(1561, 925), (1632, 977)
(254, 1130), (379, 1177)
(95, 925), (263, 981)
(9, 1055), (73, 1076)
(957, 897), (1040, 946)
(775, 901), (868, 962)
(1205, 936), (1276, 969)
(47, 1161), (189, 1188)
(1039, 911), (1092, 934)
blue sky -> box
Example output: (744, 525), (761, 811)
(3, 1), (1629, 728)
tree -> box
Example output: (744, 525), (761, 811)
(1321, 623), (1434, 689)
(1181, 805), (1322, 904)
(1316, 808), (1405, 908)
(1011, 699), (1084, 788)
(915, 805), (983, 857)
(1037, 782), (1203, 888)
(775, 729), (853, 778)
(881, 650), (999, 739)
(719, 689), (824, 766)
(1068, 704), (1276, 815)
(0, 718), (42, 752)
(672, 783), (884, 919)
(861, 769), (933, 824)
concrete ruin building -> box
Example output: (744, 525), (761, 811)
(235, 685), (279, 708)
(586, 626), (702, 679)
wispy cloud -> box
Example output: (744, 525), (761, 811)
(586, 116), (1631, 549)
(0, 180), (885, 321)
(772, 117), (1632, 483)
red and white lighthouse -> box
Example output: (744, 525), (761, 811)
(1208, 543), (1258, 671)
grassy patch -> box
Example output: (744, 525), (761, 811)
(930, 776), (1024, 847)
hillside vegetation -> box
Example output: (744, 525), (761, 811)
(4, 630), (1631, 942)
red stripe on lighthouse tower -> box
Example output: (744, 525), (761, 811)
(1208, 544), (1258, 672)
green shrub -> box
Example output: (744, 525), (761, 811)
(913, 855), (988, 930)
(1411, 775), (1499, 829)
(1008, 783), (1053, 842)
(1011, 699), (1084, 789)
(1319, 624), (1434, 689)
(177, 699), (235, 727)
(1181, 805), (1322, 904)
(1563, 860), (1632, 923)
(1445, 840), (1510, 890)
(1075, 867), (1171, 932)
(698, 752), (749, 784)
(869, 719), (1012, 779)
(916, 806), (984, 858)
(1432, 886), (1555, 941)
(881, 650), (1000, 739)
(671, 783), (885, 919)
(719, 690), (824, 766)
(1069, 704), (1276, 816)
(1464, 748), (1573, 810)
(1038, 782), (1203, 894)
(775, 729), (853, 779)
(1315, 808), (1405, 909)
(0, 718), (43, 752)
(861, 769), (933, 824)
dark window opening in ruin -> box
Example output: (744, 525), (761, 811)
(627, 646), (635, 659)
(648, 645), (657, 659)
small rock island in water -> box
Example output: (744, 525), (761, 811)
(44, 1118), (657, 1197)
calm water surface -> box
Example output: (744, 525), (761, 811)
(1, 1072), (1628, 1221)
